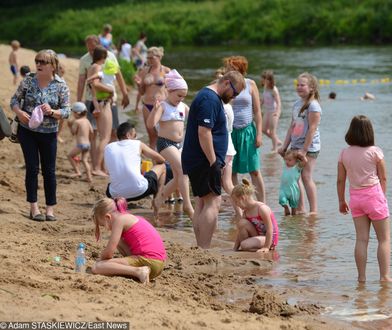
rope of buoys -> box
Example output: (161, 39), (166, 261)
(293, 77), (391, 86)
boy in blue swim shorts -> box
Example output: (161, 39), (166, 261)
(9, 40), (20, 85)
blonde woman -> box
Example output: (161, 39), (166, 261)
(10, 49), (70, 221)
(134, 47), (170, 149)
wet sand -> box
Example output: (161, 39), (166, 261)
(0, 44), (349, 329)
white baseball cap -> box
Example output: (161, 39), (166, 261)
(71, 102), (87, 113)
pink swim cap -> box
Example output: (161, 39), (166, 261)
(29, 106), (44, 129)
(165, 69), (188, 91)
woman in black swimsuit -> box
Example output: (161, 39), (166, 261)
(134, 47), (170, 149)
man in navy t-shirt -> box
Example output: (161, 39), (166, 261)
(182, 71), (245, 248)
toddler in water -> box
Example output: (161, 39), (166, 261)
(91, 197), (167, 284)
(232, 179), (279, 252)
(67, 102), (93, 182)
(337, 115), (391, 282)
(279, 150), (307, 216)
(260, 70), (282, 152)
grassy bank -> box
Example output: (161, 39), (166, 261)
(2, 0), (392, 50)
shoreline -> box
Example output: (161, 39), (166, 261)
(0, 44), (350, 329)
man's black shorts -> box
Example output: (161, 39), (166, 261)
(188, 163), (222, 197)
(106, 170), (158, 201)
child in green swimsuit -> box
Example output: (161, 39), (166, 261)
(279, 150), (307, 216)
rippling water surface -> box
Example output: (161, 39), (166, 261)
(130, 46), (392, 328)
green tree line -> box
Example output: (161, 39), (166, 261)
(2, 0), (392, 50)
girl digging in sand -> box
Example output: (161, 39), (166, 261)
(337, 115), (391, 282)
(146, 69), (194, 219)
(260, 70), (282, 152)
(232, 179), (279, 253)
(91, 197), (167, 284)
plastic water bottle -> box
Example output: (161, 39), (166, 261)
(75, 243), (86, 273)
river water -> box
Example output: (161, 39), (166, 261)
(126, 46), (392, 328)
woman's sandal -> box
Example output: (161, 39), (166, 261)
(45, 215), (57, 221)
(30, 212), (45, 222)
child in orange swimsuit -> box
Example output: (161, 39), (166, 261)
(232, 179), (279, 252)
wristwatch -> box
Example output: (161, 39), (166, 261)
(50, 110), (54, 117)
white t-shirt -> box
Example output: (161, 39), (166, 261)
(119, 43), (132, 62)
(224, 103), (236, 156)
(104, 140), (148, 198)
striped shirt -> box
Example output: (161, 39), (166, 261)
(232, 79), (253, 129)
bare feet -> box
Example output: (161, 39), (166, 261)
(137, 266), (150, 285)
(283, 205), (290, 216)
(92, 170), (108, 177)
(152, 193), (164, 218)
(69, 173), (82, 179)
(380, 277), (392, 282)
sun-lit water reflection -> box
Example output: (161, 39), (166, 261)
(126, 46), (392, 327)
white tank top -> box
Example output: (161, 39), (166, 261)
(160, 101), (186, 122)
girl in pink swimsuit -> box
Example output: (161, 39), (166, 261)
(232, 179), (279, 252)
(91, 197), (166, 284)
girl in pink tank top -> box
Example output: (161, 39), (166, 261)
(231, 179), (279, 253)
(91, 197), (166, 284)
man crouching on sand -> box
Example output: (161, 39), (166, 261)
(104, 122), (166, 216)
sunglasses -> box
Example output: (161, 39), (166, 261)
(229, 80), (239, 97)
(35, 59), (50, 65)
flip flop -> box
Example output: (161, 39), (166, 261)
(30, 212), (45, 222)
(0, 106), (12, 140)
(45, 215), (57, 221)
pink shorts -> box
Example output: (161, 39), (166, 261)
(349, 184), (389, 220)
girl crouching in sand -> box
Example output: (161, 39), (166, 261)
(91, 197), (166, 284)
(232, 179), (279, 252)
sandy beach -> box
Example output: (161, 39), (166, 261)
(0, 44), (347, 329)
